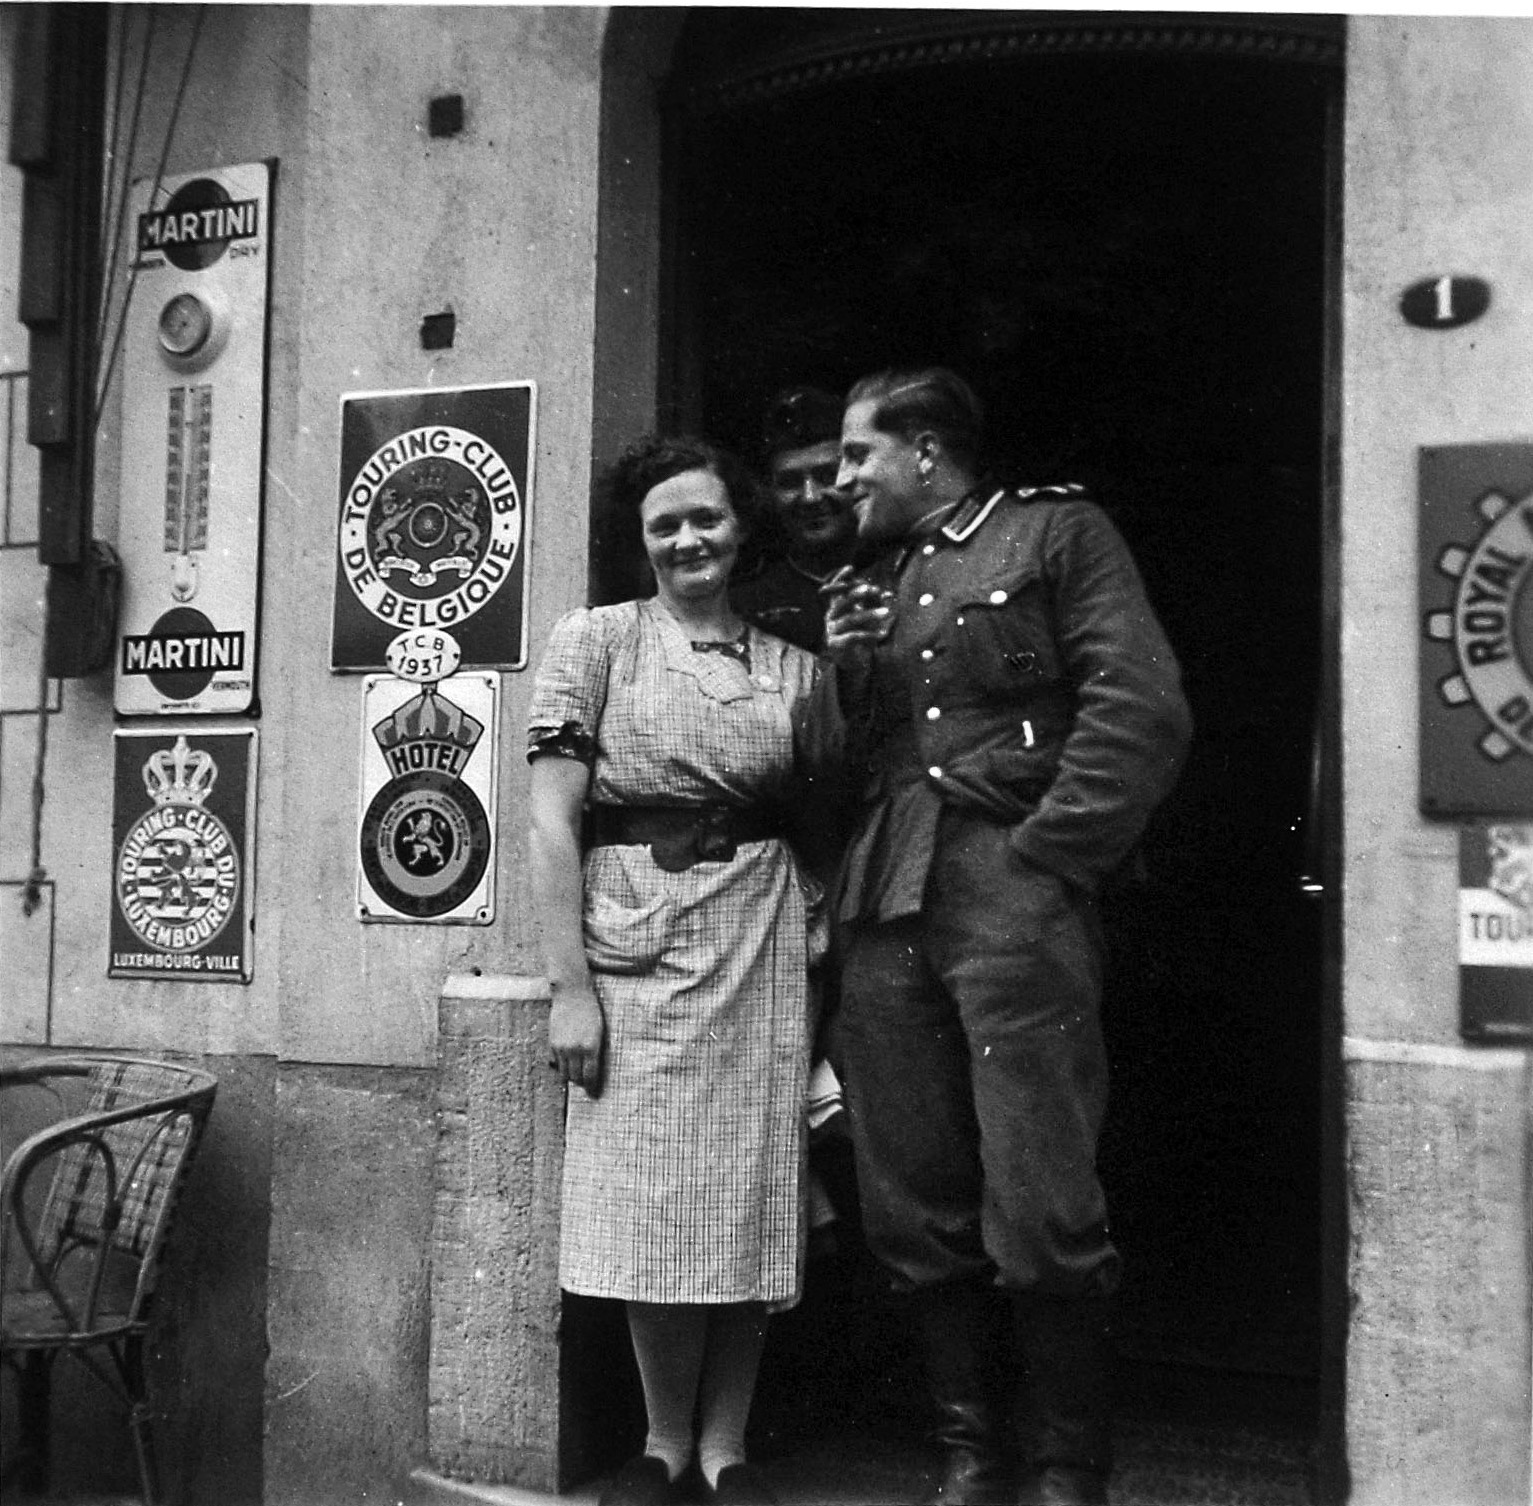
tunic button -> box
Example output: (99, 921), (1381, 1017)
(923, 543), (936, 556)
(918, 592), (935, 606)
(928, 765), (943, 780)
(920, 648), (934, 661)
(989, 589), (1008, 605)
(926, 706), (941, 720)
(955, 615), (965, 626)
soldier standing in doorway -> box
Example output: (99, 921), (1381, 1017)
(732, 385), (863, 1269)
(733, 385), (857, 653)
(734, 383), (863, 885)
(823, 368), (1192, 1506)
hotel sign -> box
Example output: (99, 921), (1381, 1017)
(356, 672), (499, 924)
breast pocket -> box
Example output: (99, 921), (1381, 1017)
(957, 575), (1058, 694)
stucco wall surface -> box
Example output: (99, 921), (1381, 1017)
(5, 7), (620, 1498)
(7, 5), (608, 1070)
(1342, 16), (1533, 1043)
(9, 4), (310, 1059)
(1343, 17), (1533, 1504)
(272, 4), (603, 1067)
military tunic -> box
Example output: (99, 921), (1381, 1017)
(833, 484), (1192, 1296)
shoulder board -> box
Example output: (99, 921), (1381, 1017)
(1014, 482), (1088, 502)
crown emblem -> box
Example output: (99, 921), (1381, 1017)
(374, 688), (484, 754)
(372, 688), (485, 780)
(411, 460), (452, 493)
(143, 735), (218, 807)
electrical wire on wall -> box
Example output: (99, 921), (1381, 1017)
(21, 591), (52, 919)
(96, 5), (205, 426)
(2, 364), (56, 920)
(15, 5), (204, 931)
(92, 5), (158, 414)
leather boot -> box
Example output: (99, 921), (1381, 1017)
(1011, 1290), (1113, 1506)
(912, 1282), (1014, 1506)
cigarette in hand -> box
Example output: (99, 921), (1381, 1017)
(818, 565), (857, 597)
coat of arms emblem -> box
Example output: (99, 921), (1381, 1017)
(115, 735), (240, 952)
(338, 425), (522, 632)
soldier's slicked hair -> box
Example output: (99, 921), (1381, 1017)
(846, 367), (985, 471)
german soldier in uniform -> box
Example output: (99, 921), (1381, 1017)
(823, 368), (1192, 1506)
(733, 385), (857, 653)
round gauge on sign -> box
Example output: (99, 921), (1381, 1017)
(158, 292), (215, 358)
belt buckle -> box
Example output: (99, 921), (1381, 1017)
(694, 807), (738, 863)
(648, 809), (736, 872)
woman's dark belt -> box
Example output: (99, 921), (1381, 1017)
(586, 803), (780, 871)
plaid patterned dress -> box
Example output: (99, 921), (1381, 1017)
(527, 599), (823, 1305)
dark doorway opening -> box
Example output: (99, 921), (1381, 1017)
(652, 13), (1336, 1499)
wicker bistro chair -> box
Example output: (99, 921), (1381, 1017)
(0, 1056), (217, 1504)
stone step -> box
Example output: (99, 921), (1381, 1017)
(408, 1466), (599, 1506)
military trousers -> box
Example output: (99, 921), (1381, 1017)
(836, 807), (1120, 1297)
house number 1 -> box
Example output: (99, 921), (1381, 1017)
(1401, 275), (1491, 330)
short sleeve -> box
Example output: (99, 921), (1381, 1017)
(525, 608), (611, 764)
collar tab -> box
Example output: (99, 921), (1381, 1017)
(940, 489), (1006, 544)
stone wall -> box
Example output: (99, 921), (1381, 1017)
(264, 1063), (437, 1506)
(1344, 1044), (1531, 1505)
(427, 974), (564, 1489)
(1343, 17), (1533, 1503)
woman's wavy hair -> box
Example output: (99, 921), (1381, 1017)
(596, 434), (769, 587)
(845, 367), (986, 473)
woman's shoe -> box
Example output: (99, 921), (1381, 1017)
(599, 1455), (682, 1506)
(707, 1462), (779, 1505)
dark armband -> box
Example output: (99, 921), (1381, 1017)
(526, 721), (596, 765)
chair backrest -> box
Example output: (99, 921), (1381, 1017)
(2, 1056), (217, 1335)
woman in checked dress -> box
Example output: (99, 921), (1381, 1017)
(526, 436), (833, 1506)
